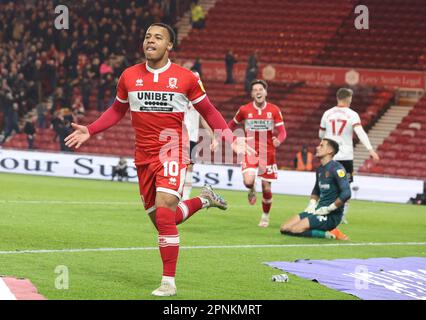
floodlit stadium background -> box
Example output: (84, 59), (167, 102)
(0, 0), (425, 300)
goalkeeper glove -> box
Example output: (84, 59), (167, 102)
(314, 203), (338, 215)
(304, 199), (318, 214)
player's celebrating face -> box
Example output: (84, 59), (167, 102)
(251, 82), (267, 106)
(143, 24), (174, 67)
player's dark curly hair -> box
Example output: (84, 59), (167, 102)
(250, 79), (268, 91)
(148, 23), (176, 49)
(323, 138), (340, 155)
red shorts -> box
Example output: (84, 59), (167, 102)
(136, 160), (187, 214)
(241, 153), (278, 181)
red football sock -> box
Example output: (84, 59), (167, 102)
(156, 207), (179, 277)
(175, 197), (203, 225)
(262, 191), (272, 214)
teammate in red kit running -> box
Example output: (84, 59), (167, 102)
(64, 23), (254, 297)
(228, 80), (287, 227)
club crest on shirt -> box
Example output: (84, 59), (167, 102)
(325, 171), (330, 178)
(167, 77), (178, 89)
(267, 112), (272, 118)
(248, 113), (253, 118)
(337, 169), (346, 178)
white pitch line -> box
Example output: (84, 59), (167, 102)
(0, 242), (425, 255)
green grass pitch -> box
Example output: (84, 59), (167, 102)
(0, 172), (425, 300)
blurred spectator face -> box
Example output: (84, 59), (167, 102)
(35, 60), (42, 68)
(143, 25), (173, 62)
(102, 47), (109, 56)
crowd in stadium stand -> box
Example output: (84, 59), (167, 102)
(0, 0), (190, 144)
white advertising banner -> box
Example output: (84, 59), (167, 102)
(0, 149), (423, 203)
(192, 164), (424, 204)
(0, 149), (139, 181)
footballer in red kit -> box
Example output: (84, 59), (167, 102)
(115, 60), (207, 211)
(65, 23), (254, 297)
(229, 80), (287, 228)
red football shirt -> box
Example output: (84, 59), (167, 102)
(233, 101), (284, 157)
(115, 60), (206, 165)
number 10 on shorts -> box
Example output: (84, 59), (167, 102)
(163, 161), (179, 177)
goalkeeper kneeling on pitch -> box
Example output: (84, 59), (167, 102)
(280, 138), (351, 240)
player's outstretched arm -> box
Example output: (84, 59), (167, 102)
(200, 116), (219, 152)
(64, 99), (129, 149)
(231, 136), (255, 156)
(64, 123), (90, 149)
(193, 96), (255, 156)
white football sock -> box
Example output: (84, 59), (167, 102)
(162, 276), (176, 287)
(261, 213), (269, 220)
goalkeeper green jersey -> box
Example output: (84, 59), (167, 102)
(311, 160), (351, 215)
